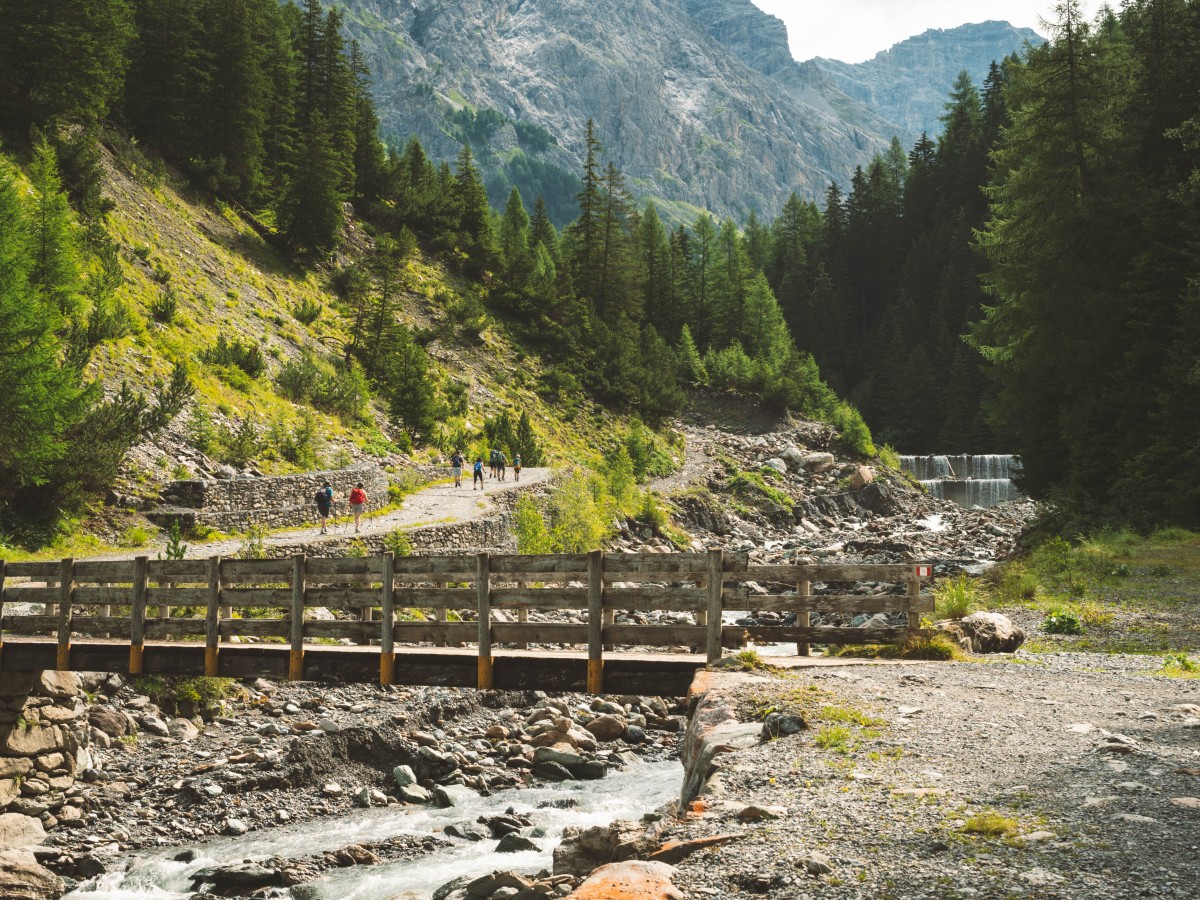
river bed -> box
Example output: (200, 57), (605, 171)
(64, 760), (681, 899)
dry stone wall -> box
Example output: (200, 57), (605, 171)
(148, 462), (390, 532)
(0, 671), (91, 830)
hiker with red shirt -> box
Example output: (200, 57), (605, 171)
(348, 482), (367, 533)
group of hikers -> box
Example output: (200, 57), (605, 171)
(313, 481), (368, 534)
(449, 448), (521, 491)
(313, 448), (525, 533)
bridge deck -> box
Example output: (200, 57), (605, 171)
(0, 638), (706, 696)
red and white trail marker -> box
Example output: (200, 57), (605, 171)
(914, 565), (933, 578)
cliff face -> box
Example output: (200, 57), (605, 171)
(339, 0), (1039, 223)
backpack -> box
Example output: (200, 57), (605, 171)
(349, 488), (366, 504)
(315, 487), (331, 505)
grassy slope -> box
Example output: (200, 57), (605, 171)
(16, 137), (636, 556)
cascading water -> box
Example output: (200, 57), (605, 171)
(899, 454), (1024, 509)
(63, 761), (681, 900)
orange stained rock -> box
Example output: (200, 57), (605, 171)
(566, 861), (684, 900)
(649, 832), (747, 865)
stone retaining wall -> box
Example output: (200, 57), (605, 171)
(0, 671), (90, 829)
(148, 462), (390, 532)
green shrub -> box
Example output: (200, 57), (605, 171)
(121, 525), (151, 547)
(149, 286), (178, 324)
(514, 496), (552, 554)
(636, 491), (668, 532)
(878, 444), (901, 471)
(383, 530), (413, 557)
(266, 418), (319, 468)
(548, 470), (610, 552)
(218, 417), (261, 467)
(1042, 609), (1083, 635)
(962, 812), (1017, 837)
(186, 404), (217, 455)
(293, 297), (321, 324)
(830, 402), (876, 457)
(201, 335), (266, 378)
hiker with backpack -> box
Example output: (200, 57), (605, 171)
(348, 482), (368, 533)
(451, 449), (464, 488)
(498, 450), (507, 481)
(473, 457), (485, 491)
(314, 481), (334, 534)
(513, 454), (522, 482)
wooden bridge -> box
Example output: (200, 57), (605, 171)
(0, 551), (933, 696)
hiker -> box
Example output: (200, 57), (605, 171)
(473, 457), (485, 491)
(314, 481), (334, 534)
(489, 448), (499, 479)
(348, 482), (367, 533)
(513, 454), (522, 482)
(451, 449), (464, 488)
(498, 450), (507, 481)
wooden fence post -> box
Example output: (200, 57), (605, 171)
(56, 558), (74, 671)
(289, 555), (306, 681)
(380, 552), (395, 686)
(906, 568), (922, 637)
(587, 549), (604, 694)
(705, 549), (723, 665)
(433, 582), (447, 647)
(796, 574), (812, 657)
(205, 556), (221, 676)
(0, 560), (6, 668)
(129, 556), (149, 675)
(516, 580), (528, 650)
(476, 553), (492, 689)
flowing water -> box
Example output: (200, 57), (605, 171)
(63, 761), (681, 900)
(899, 454), (1024, 509)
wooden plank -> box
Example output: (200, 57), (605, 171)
(490, 587), (588, 609)
(56, 558), (74, 670)
(129, 556), (149, 674)
(706, 549), (723, 664)
(69, 617), (133, 638)
(490, 554), (589, 576)
(304, 620), (377, 641)
(797, 575), (811, 657)
(744, 563), (923, 583)
(722, 552), (750, 573)
(145, 619), (207, 639)
(393, 587), (474, 606)
(477, 552), (492, 689)
(0, 616), (58, 634)
(587, 549), (603, 693)
(73, 586), (133, 604)
(145, 587), (210, 604)
(306, 556), (386, 577)
(516, 581), (528, 650)
(222, 559), (293, 579)
(214, 588), (293, 607)
(305, 588), (381, 607)
(392, 621), (477, 643)
(730, 594), (935, 615)
(147, 560), (209, 580)
(907, 574), (923, 634)
(603, 624), (709, 646)
(602, 587), (709, 610)
(0, 559), (6, 652)
(2, 587), (58, 603)
(393, 555), (477, 578)
(205, 556), (221, 676)
(72, 561), (136, 582)
(221, 618), (288, 639)
(380, 552), (395, 686)
(491, 623), (588, 644)
(603, 552), (710, 578)
(724, 626), (935, 647)
(4, 562), (60, 578)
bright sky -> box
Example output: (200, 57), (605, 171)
(750, 1), (1092, 64)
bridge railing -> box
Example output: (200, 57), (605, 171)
(0, 551), (933, 691)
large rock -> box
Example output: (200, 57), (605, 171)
(762, 458), (787, 475)
(88, 706), (130, 738)
(554, 820), (653, 877)
(566, 861), (683, 899)
(1, 724), (62, 756)
(36, 672), (81, 699)
(0, 813), (46, 848)
(0, 849), (64, 900)
(679, 689), (765, 804)
(849, 465), (875, 491)
(801, 452), (836, 472)
(939, 612), (1025, 653)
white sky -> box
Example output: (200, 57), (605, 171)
(750, 1), (1094, 63)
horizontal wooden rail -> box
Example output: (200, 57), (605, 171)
(0, 551), (936, 691)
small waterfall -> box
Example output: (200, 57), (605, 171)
(899, 454), (1024, 509)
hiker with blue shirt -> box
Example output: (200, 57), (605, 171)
(314, 481), (334, 534)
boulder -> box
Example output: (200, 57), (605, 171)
(495, 833), (541, 853)
(1, 724), (61, 756)
(780, 446), (806, 468)
(585, 714), (627, 742)
(36, 672), (81, 699)
(849, 465), (875, 491)
(554, 820), (651, 877)
(88, 707), (129, 738)
(0, 813), (46, 848)
(940, 612), (1025, 653)
(0, 849), (63, 900)
(763, 458), (788, 476)
(801, 452), (836, 473)
(392, 764), (418, 788)
(434, 784), (480, 808)
(566, 861), (683, 899)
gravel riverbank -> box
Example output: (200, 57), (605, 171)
(665, 652), (1200, 899)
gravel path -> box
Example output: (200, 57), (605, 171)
(669, 654), (1200, 899)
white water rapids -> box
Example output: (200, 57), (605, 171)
(63, 761), (681, 900)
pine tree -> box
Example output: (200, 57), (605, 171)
(498, 186), (533, 289)
(454, 143), (496, 274)
(27, 137), (83, 316)
(567, 119), (604, 305)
